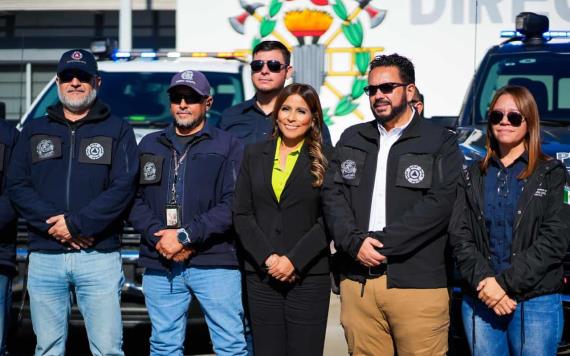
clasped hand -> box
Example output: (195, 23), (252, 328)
(477, 277), (517, 316)
(265, 254), (296, 283)
(46, 214), (94, 250)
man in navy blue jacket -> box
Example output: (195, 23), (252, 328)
(129, 70), (247, 356)
(7, 49), (138, 356)
(0, 119), (18, 354)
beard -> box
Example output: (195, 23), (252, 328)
(58, 87), (97, 113)
(174, 113), (205, 132)
(371, 96), (408, 125)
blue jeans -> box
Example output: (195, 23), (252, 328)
(143, 265), (247, 356)
(28, 251), (125, 356)
(462, 294), (563, 356)
(0, 273), (11, 356)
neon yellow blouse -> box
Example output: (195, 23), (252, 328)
(271, 137), (304, 202)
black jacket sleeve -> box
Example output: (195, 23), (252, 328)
(496, 164), (570, 295)
(376, 129), (463, 257)
(0, 126), (18, 231)
(185, 136), (244, 245)
(449, 169), (495, 291)
(233, 146), (276, 268)
(65, 120), (139, 238)
(7, 126), (63, 233)
(321, 140), (369, 259)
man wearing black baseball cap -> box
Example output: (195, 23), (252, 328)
(7, 49), (138, 355)
(129, 70), (247, 355)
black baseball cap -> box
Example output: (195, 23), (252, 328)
(57, 49), (98, 76)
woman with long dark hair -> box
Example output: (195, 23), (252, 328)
(450, 85), (570, 355)
(233, 83), (331, 356)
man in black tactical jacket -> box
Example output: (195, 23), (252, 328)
(322, 54), (462, 356)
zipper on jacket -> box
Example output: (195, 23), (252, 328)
(66, 127), (76, 211)
(513, 180), (542, 233)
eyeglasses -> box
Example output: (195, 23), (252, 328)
(496, 168), (509, 197)
(488, 110), (525, 127)
(169, 93), (205, 105)
(58, 70), (94, 83)
(363, 82), (408, 96)
(250, 60), (287, 73)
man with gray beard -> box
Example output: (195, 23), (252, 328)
(7, 49), (138, 356)
(128, 70), (247, 355)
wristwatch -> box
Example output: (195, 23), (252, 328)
(177, 228), (191, 246)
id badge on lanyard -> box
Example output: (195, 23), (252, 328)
(165, 147), (189, 228)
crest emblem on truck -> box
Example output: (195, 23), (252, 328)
(229, 0), (386, 125)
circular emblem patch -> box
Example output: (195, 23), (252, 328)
(71, 51), (83, 60)
(181, 70), (193, 80)
(404, 165), (425, 184)
(37, 139), (55, 159)
(341, 159), (357, 180)
(85, 143), (104, 160)
(143, 162), (157, 181)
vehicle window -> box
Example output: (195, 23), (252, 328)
(25, 70), (244, 125)
(476, 53), (570, 124)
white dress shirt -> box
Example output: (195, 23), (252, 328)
(368, 110), (415, 232)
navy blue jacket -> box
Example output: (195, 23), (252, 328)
(217, 97), (332, 146)
(7, 100), (138, 252)
(129, 124), (244, 271)
(0, 121), (18, 275)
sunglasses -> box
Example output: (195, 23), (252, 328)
(250, 60), (287, 73)
(363, 82), (408, 96)
(169, 93), (205, 105)
(488, 110), (524, 127)
(58, 70), (94, 83)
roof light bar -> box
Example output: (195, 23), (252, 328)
(500, 30), (570, 38)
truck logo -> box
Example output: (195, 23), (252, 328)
(229, 0), (386, 125)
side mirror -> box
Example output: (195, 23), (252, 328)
(428, 116), (458, 130)
(0, 102), (5, 120)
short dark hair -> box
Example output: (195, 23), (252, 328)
(253, 41), (291, 65)
(369, 53), (415, 84)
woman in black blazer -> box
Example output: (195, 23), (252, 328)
(233, 83), (331, 356)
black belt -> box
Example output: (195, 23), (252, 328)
(368, 263), (387, 277)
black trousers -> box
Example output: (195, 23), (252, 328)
(245, 272), (330, 356)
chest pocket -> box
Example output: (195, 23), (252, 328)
(139, 154), (164, 185)
(78, 136), (113, 165)
(396, 153), (434, 189)
(31, 134), (62, 163)
(0, 144), (4, 172)
(333, 147), (367, 186)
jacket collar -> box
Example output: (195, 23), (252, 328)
(355, 111), (422, 149)
(260, 138), (311, 204)
(158, 122), (212, 151)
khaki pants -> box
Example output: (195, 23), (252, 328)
(340, 276), (449, 356)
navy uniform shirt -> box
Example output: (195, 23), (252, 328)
(484, 153), (527, 274)
(217, 96), (332, 146)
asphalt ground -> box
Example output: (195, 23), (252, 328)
(7, 294), (347, 356)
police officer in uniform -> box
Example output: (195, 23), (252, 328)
(322, 54), (462, 356)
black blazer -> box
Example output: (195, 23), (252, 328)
(233, 139), (331, 275)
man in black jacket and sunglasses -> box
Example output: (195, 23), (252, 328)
(322, 53), (462, 356)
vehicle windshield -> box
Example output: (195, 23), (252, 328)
(475, 52), (570, 124)
(26, 71), (244, 125)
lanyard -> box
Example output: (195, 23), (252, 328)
(170, 146), (190, 204)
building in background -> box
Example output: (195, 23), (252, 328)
(0, 0), (175, 121)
